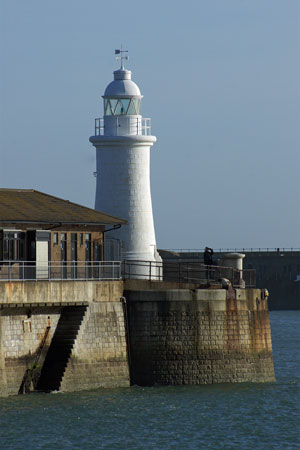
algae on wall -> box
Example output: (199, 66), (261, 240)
(125, 288), (275, 386)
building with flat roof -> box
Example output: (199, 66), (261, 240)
(0, 189), (126, 280)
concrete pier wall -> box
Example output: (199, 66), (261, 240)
(0, 281), (129, 396)
(159, 249), (300, 310)
(0, 280), (274, 396)
(125, 286), (275, 385)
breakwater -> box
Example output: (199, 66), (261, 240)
(0, 280), (274, 396)
(159, 249), (300, 310)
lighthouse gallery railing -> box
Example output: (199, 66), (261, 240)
(94, 117), (151, 136)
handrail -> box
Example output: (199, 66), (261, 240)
(94, 117), (151, 136)
(0, 260), (256, 287)
(0, 260), (121, 282)
(160, 248), (300, 254)
(122, 260), (256, 288)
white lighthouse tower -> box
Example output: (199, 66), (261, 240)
(90, 50), (162, 276)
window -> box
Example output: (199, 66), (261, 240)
(80, 233), (84, 246)
(104, 98), (141, 116)
(94, 242), (102, 262)
(85, 234), (91, 262)
(3, 231), (25, 261)
(53, 233), (58, 245)
(132, 98), (141, 114)
(60, 233), (67, 262)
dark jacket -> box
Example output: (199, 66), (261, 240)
(204, 247), (214, 265)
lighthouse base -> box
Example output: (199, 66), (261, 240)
(123, 249), (163, 281)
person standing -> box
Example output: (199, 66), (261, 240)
(204, 247), (214, 265)
(204, 247), (214, 281)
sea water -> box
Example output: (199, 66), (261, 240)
(0, 311), (299, 450)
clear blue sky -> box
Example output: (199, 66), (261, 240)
(1, 0), (299, 249)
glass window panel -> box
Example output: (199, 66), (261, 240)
(104, 99), (112, 115)
(109, 99), (118, 115)
(9, 240), (14, 260)
(133, 98), (141, 115)
(127, 100), (137, 115)
(114, 100), (125, 115)
(3, 240), (9, 260)
(121, 99), (130, 114)
(3, 232), (25, 260)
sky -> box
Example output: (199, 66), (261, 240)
(1, 0), (299, 250)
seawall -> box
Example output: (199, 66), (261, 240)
(125, 283), (274, 385)
(159, 249), (300, 310)
(0, 280), (274, 396)
(0, 281), (129, 396)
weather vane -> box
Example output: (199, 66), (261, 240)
(115, 46), (129, 69)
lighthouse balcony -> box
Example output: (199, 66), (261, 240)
(95, 117), (152, 137)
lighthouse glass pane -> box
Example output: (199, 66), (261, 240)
(121, 98), (130, 114)
(104, 98), (138, 115)
(127, 99), (136, 115)
(132, 98), (141, 114)
(114, 100), (126, 115)
(109, 99), (118, 114)
(104, 99), (112, 115)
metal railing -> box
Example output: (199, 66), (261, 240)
(94, 117), (151, 136)
(161, 248), (300, 254)
(122, 260), (256, 288)
(0, 260), (256, 287)
(0, 261), (121, 281)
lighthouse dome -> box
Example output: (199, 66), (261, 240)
(104, 69), (142, 98)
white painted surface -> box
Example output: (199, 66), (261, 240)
(222, 253), (245, 271)
(36, 241), (49, 279)
(104, 115), (142, 136)
(104, 69), (142, 97)
(90, 64), (162, 273)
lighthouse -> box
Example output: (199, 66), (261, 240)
(90, 50), (162, 276)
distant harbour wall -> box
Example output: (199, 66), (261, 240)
(0, 280), (274, 396)
(159, 249), (300, 310)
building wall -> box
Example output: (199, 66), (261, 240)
(125, 287), (275, 385)
(0, 227), (104, 263)
(0, 281), (129, 396)
(50, 230), (103, 263)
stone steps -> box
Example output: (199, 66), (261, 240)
(36, 306), (87, 392)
